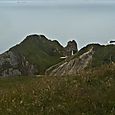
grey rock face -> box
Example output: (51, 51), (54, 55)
(46, 47), (94, 76)
(64, 40), (78, 57)
(0, 51), (18, 66)
(2, 69), (21, 77)
(0, 35), (79, 77)
(0, 50), (37, 77)
(0, 51), (21, 76)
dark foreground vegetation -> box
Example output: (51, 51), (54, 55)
(0, 64), (115, 115)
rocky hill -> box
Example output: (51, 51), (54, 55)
(0, 34), (114, 77)
(0, 34), (78, 76)
(46, 44), (115, 76)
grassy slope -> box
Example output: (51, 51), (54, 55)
(74, 44), (115, 67)
(10, 35), (64, 74)
(0, 64), (115, 115)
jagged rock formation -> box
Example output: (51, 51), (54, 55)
(46, 44), (115, 76)
(0, 49), (38, 76)
(0, 51), (21, 76)
(64, 40), (78, 56)
(1, 34), (114, 77)
(46, 47), (94, 76)
(0, 34), (78, 77)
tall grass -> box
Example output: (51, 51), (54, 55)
(0, 64), (115, 115)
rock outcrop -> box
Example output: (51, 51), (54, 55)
(46, 47), (94, 76)
(64, 40), (78, 56)
(46, 44), (115, 76)
(0, 50), (37, 76)
(0, 51), (21, 76)
(2, 34), (114, 77)
(0, 34), (78, 77)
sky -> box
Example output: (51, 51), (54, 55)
(0, 0), (115, 53)
(0, 0), (115, 5)
(0, 0), (114, 3)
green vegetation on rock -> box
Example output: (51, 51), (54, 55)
(0, 34), (78, 76)
(46, 44), (115, 76)
(77, 44), (115, 67)
(9, 35), (64, 75)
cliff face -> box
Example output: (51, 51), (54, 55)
(46, 44), (115, 76)
(0, 49), (38, 76)
(46, 47), (94, 76)
(1, 34), (114, 77)
(0, 34), (78, 77)
(0, 51), (21, 76)
(64, 40), (78, 56)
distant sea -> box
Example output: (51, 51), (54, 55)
(0, 2), (115, 53)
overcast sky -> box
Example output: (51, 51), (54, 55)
(0, 0), (115, 53)
(0, 0), (115, 3)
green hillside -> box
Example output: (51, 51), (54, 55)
(10, 35), (64, 74)
(76, 44), (115, 67)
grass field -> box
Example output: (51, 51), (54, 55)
(0, 64), (115, 115)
